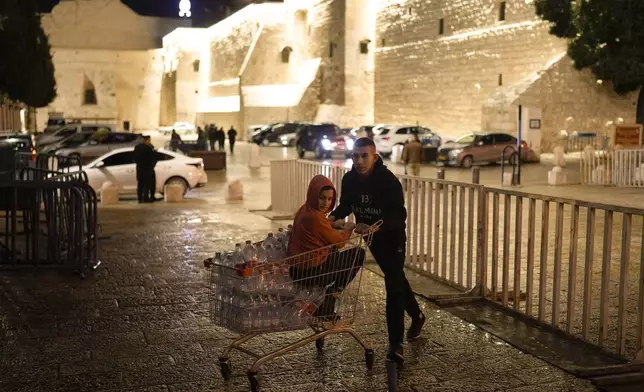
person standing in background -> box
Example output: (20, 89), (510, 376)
(133, 135), (158, 203)
(228, 126), (237, 154)
(217, 127), (226, 151)
(402, 134), (422, 177)
(208, 124), (217, 151)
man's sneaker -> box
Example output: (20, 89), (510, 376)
(406, 312), (426, 341)
(386, 343), (404, 364)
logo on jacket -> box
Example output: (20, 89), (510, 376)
(360, 192), (372, 205)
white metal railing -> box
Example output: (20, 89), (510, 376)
(581, 148), (644, 187)
(269, 159), (644, 359)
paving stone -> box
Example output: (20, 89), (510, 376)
(0, 154), (600, 392)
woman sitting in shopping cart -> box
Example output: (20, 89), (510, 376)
(288, 175), (366, 322)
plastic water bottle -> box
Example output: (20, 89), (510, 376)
(243, 240), (257, 263)
(264, 233), (277, 248)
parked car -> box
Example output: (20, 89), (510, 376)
(0, 134), (37, 156)
(82, 147), (207, 196)
(295, 123), (351, 159)
(41, 131), (95, 153)
(437, 132), (536, 168)
(254, 123), (300, 146)
(246, 124), (267, 142)
(279, 131), (297, 147)
(159, 122), (196, 136)
(374, 125), (442, 157)
(56, 132), (143, 163)
(38, 123), (116, 148)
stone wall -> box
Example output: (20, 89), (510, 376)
(44, 48), (164, 131)
(374, 0), (565, 137)
(483, 57), (639, 153)
(42, 0), (188, 50)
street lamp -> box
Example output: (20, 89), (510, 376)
(179, 0), (192, 18)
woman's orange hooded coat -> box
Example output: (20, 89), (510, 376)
(288, 175), (350, 268)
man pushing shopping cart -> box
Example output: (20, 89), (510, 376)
(328, 137), (425, 364)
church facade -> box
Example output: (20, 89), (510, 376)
(42, 0), (639, 152)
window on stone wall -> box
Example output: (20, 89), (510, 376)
(360, 39), (371, 54)
(498, 74), (503, 86)
(408, 7), (412, 15)
(281, 46), (293, 63)
(193, 60), (200, 72)
(329, 42), (336, 58)
(82, 77), (97, 105)
(499, 1), (506, 21)
(439, 18), (445, 35)
(381, 38), (386, 47)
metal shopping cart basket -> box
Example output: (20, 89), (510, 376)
(204, 222), (381, 392)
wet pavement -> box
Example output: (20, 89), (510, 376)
(0, 147), (601, 392)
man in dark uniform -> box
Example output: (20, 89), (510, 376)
(227, 126), (237, 154)
(133, 135), (158, 203)
(329, 137), (425, 364)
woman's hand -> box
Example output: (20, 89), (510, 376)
(342, 222), (356, 234)
(332, 219), (346, 230)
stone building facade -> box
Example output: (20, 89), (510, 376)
(38, 0), (188, 131)
(43, 0), (640, 150)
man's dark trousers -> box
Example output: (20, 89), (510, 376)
(137, 168), (155, 202)
(370, 238), (421, 345)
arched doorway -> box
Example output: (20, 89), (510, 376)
(637, 88), (644, 124)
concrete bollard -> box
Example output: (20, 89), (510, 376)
(100, 182), (119, 206)
(248, 144), (261, 169)
(502, 172), (514, 186)
(227, 180), (243, 201)
(548, 166), (567, 185)
(164, 184), (184, 203)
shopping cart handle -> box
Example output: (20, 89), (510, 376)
(371, 220), (384, 230)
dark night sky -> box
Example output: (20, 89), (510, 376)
(36, 1), (259, 19)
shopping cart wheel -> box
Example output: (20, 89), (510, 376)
(248, 371), (260, 392)
(315, 338), (325, 352)
(364, 349), (374, 370)
(219, 358), (232, 381)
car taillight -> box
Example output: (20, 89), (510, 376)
(31, 148), (36, 162)
(188, 163), (204, 169)
(382, 137), (390, 141)
(521, 141), (527, 148)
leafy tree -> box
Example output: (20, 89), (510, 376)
(536, 0), (644, 122)
(0, 0), (57, 107)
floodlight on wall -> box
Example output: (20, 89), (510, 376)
(179, 0), (191, 18)
(360, 39), (371, 54)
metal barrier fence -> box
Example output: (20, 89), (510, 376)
(581, 148), (644, 187)
(269, 159), (644, 360)
(567, 134), (610, 153)
(0, 152), (99, 277)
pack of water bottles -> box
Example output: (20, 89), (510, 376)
(207, 226), (329, 333)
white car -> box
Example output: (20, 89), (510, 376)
(159, 122), (196, 136)
(374, 125), (442, 157)
(82, 147), (207, 196)
(279, 132), (297, 147)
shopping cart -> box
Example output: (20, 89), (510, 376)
(204, 222), (381, 392)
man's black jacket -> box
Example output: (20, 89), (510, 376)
(133, 143), (157, 171)
(330, 158), (407, 246)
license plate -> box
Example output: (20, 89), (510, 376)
(438, 154), (446, 160)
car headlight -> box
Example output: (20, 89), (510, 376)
(346, 139), (354, 150)
(449, 149), (462, 158)
(322, 138), (332, 150)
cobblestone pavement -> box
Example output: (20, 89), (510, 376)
(0, 153), (599, 392)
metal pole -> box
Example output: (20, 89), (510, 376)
(516, 105), (522, 185)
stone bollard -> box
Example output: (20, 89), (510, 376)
(548, 166), (567, 185)
(100, 182), (119, 205)
(553, 145), (566, 168)
(248, 144), (261, 169)
(227, 180), (243, 201)
(502, 172), (514, 186)
(164, 184), (184, 203)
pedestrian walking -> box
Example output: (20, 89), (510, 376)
(328, 137), (425, 364)
(217, 127), (226, 151)
(133, 135), (159, 203)
(402, 135), (422, 177)
(170, 129), (182, 152)
(196, 127), (207, 150)
(208, 124), (217, 151)
(228, 126), (237, 154)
